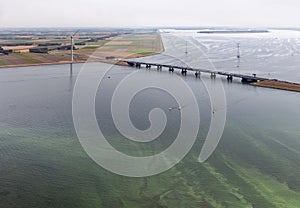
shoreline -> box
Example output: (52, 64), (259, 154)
(0, 60), (88, 69)
(252, 80), (300, 93)
(0, 52), (162, 69)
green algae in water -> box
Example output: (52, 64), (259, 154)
(1, 119), (300, 208)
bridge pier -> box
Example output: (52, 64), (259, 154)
(146, 64), (151, 69)
(211, 72), (216, 79)
(157, 65), (162, 71)
(181, 69), (187, 76)
(169, 67), (174, 72)
(227, 75), (233, 82)
(135, 63), (141, 68)
(195, 71), (201, 78)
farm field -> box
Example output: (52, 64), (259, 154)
(0, 31), (163, 68)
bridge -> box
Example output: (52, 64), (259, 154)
(124, 60), (269, 83)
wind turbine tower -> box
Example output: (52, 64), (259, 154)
(70, 30), (80, 63)
(236, 43), (241, 68)
(185, 41), (188, 54)
(237, 43), (241, 59)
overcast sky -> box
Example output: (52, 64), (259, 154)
(1, 0), (299, 28)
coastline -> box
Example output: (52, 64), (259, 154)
(0, 52), (163, 69)
(0, 60), (87, 69)
(252, 80), (300, 92)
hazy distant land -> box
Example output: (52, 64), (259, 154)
(198, 29), (269, 34)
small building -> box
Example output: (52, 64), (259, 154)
(57, 45), (76, 50)
(0, 47), (12, 55)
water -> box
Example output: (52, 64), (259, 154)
(0, 30), (300, 207)
(135, 29), (300, 82)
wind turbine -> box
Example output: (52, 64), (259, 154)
(185, 41), (188, 55)
(237, 43), (240, 59)
(70, 30), (80, 63)
(237, 43), (241, 68)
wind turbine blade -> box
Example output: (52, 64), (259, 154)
(73, 29), (80, 36)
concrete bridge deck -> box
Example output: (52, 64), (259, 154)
(119, 60), (300, 92)
(124, 60), (268, 83)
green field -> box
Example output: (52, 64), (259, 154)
(0, 33), (163, 66)
(15, 53), (40, 64)
(93, 33), (162, 55)
(0, 59), (7, 66)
